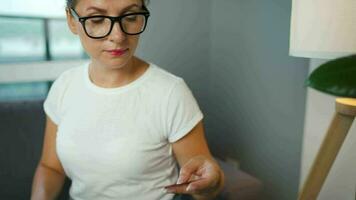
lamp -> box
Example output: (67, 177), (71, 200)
(289, 0), (356, 199)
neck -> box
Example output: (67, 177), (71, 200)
(89, 57), (138, 88)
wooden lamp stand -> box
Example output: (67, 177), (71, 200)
(298, 98), (356, 199)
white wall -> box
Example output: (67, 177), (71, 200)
(0, 0), (66, 18)
(300, 59), (356, 199)
(0, 60), (88, 83)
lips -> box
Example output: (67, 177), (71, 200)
(106, 48), (128, 56)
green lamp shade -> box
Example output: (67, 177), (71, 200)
(306, 54), (356, 98)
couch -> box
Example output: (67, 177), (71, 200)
(0, 99), (262, 200)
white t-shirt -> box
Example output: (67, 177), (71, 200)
(43, 61), (204, 200)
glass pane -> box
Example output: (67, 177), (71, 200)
(49, 19), (84, 60)
(0, 81), (49, 102)
(0, 17), (45, 63)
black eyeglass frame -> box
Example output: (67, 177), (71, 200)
(69, 7), (150, 39)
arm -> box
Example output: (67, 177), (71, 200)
(31, 115), (66, 200)
(169, 120), (225, 200)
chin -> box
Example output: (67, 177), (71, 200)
(92, 50), (135, 69)
(102, 57), (133, 69)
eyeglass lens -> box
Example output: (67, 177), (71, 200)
(84, 14), (146, 37)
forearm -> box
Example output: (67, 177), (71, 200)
(31, 164), (66, 200)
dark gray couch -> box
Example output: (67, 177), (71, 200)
(0, 99), (262, 200)
(0, 99), (71, 200)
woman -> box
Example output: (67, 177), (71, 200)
(31, 0), (224, 199)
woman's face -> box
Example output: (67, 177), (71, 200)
(67, 0), (145, 69)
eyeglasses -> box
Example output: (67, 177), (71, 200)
(69, 8), (150, 39)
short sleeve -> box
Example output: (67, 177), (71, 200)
(165, 79), (204, 143)
(43, 75), (65, 125)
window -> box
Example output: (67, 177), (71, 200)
(0, 17), (46, 63)
(49, 19), (86, 60)
(0, 81), (50, 102)
(0, 15), (86, 63)
(0, 14), (86, 101)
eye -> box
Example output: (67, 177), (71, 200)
(124, 15), (138, 22)
(88, 17), (106, 24)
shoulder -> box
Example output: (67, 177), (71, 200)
(48, 63), (85, 97)
(57, 64), (83, 81)
(148, 62), (184, 91)
(53, 64), (84, 86)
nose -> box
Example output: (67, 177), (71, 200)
(108, 21), (126, 42)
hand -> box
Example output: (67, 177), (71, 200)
(165, 155), (224, 199)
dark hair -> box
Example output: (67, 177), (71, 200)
(66, 0), (149, 9)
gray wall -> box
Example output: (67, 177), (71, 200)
(136, 0), (211, 109)
(137, 0), (309, 199)
(208, 0), (309, 199)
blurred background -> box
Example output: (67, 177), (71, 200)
(0, 0), (86, 101)
(0, 0), (315, 200)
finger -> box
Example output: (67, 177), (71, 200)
(177, 174), (201, 185)
(167, 178), (211, 194)
(165, 183), (192, 195)
(185, 177), (212, 193)
(177, 158), (203, 184)
(187, 165), (221, 192)
(176, 173), (190, 185)
(188, 174), (201, 182)
(165, 175), (203, 189)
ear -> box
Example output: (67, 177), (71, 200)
(66, 8), (79, 35)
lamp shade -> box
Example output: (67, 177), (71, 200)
(289, 0), (356, 59)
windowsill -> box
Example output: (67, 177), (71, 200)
(0, 59), (90, 83)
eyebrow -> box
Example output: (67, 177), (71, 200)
(85, 4), (142, 14)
